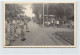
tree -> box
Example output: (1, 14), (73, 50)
(46, 3), (74, 21)
(32, 3), (43, 24)
(5, 4), (25, 20)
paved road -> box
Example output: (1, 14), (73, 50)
(11, 20), (71, 46)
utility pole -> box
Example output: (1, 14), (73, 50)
(47, 4), (48, 25)
(43, 3), (44, 27)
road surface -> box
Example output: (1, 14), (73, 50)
(10, 20), (71, 46)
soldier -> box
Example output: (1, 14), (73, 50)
(5, 20), (11, 46)
(9, 20), (15, 41)
(13, 19), (17, 33)
(20, 19), (26, 41)
(16, 19), (21, 37)
(5, 20), (7, 33)
(24, 19), (30, 32)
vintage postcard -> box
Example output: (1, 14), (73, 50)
(3, 2), (76, 47)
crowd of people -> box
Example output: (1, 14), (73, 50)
(5, 18), (29, 46)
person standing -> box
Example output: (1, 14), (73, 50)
(56, 21), (59, 27)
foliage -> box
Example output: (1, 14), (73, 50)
(32, 3), (74, 22)
(32, 3), (43, 24)
(47, 3), (74, 21)
(5, 4), (25, 20)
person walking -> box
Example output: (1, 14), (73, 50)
(10, 20), (15, 41)
(24, 19), (30, 32)
(16, 19), (21, 38)
(5, 20), (11, 46)
(13, 19), (17, 33)
(13, 19), (19, 38)
(20, 20), (26, 41)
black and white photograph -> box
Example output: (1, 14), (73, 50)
(4, 2), (76, 47)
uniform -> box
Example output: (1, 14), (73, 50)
(21, 20), (26, 41)
(6, 22), (11, 45)
(24, 20), (29, 32)
(10, 22), (15, 41)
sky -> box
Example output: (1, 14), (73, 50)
(23, 4), (35, 19)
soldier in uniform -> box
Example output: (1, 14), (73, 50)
(5, 19), (11, 46)
(20, 19), (26, 41)
(16, 19), (21, 38)
(9, 20), (15, 41)
(24, 19), (30, 32)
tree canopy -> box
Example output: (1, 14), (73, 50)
(45, 3), (74, 20)
(5, 4), (25, 20)
(32, 3), (74, 21)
